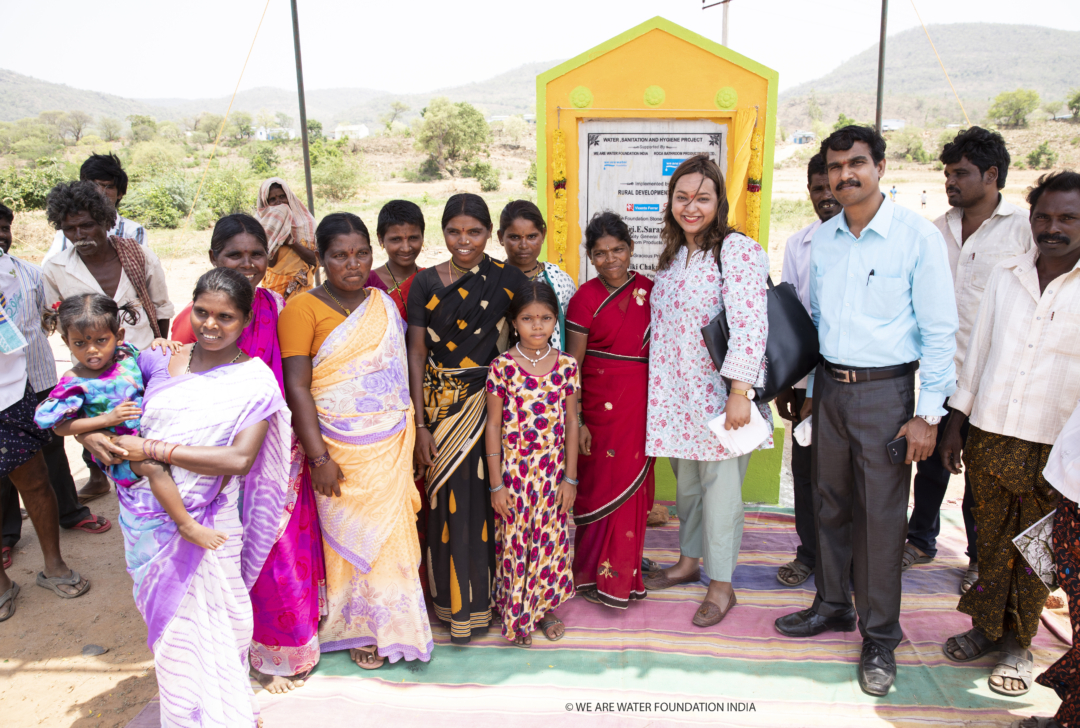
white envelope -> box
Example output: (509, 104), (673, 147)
(708, 404), (770, 456)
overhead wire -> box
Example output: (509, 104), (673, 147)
(182, 0), (273, 230)
(909, 0), (971, 126)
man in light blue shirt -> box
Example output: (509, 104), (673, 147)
(775, 126), (958, 698)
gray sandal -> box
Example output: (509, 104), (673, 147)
(35, 570), (90, 599)
(0, 582), (19, 622)
(943, 628), (1000, 663)
(901, 543), (933, 571)
(989, 650), (1033, 696)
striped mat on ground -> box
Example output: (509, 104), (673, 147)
(127, 506), (1065, 727)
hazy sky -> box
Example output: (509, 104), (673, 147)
(4, 0), (1079, 100)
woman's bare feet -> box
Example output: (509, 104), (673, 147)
(252, 669), (307, 694)
(350, 646), (385, 670)
(179, 521), (228, 550)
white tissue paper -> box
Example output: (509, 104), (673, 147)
(707, 405), (771, 456)
(794, 416), (813, 447)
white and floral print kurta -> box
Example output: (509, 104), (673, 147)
(646, 234), (773, 461)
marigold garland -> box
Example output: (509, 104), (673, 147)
(551, 129), (568, 266)
(745, 129), (764, 241)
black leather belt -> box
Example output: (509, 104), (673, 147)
(822, 359), (918, 384)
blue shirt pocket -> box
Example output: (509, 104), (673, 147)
(864, 276), (911, 320)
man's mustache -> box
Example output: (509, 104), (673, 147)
(835, 180), (860, 190)
(1037, 233), (1072, 246)
(946, 186), (961, 196)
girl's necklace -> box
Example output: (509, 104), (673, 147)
(186, 343), (243, 375)
(322, 282), (361, 316)
(386, 264), (416, 316)
(515, 342), (552, 366)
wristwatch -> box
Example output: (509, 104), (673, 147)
(730, 387), (756, 401)
(918, 414), (942, 426)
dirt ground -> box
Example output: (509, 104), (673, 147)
(0, 162), (1049, 728)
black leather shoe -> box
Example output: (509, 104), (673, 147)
(774, 607), (857, 637)
(859, 641), (896, 696)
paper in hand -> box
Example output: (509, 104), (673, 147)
(708, 405), (770, 457)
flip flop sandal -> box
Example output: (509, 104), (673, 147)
(2, 546), (11, 570)
(776, 560), (813, 586)
(538, 616), (565, 642)
(69, 515), (112, 534)
(943, 628), (1001, 662)
(35, 570), (91, 599)
(901, 543), (933, 572)
(351, 646), (385, 670)
(512, 635), (533, 649)
(961, 563), (979, 594)
(989, 650), (1033, 696)
(692, 593), (738, 628)
(0, 582), (19, 622)
(643, 571), (700, 591)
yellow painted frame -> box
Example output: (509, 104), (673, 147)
(536, 16), (779, 278)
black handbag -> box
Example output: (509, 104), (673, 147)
(700, 253), (820, 402)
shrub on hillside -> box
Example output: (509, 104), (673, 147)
(248, 144), (280, 175)
(1027, 141), (1059, 170)
(525, 161), (537, 189)
(200, 167), (256, 219)
(0, 159), (70, 210)
(313, 155), (372, 203)
(465, 161), (500, 192)
(415, 97), (490, 175)
(123, 170), (192, 229)
(886, 128), (932, 163)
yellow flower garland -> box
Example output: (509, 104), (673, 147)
(745, 129), (764, 241)
(551, 129), (568, 266)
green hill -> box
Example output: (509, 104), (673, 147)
(0, 61), (560, 128)
(0, 69), (159, 122)
(780, 23), (1080, 130)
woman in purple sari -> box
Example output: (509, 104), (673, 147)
(170, 214), (326, 692)
(82, 268), (293, 727)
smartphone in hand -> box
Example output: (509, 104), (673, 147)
(887, 436), (909, 465)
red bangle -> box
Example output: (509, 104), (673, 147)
(165, 443), (179, 465)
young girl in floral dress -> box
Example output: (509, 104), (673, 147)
(484, 281), (580, 647)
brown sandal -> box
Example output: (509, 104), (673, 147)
(692, 593), (737, 628)
(776, 560), (813, 586)
(643, 569), (700, 591)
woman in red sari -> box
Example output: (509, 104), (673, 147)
(369, 200), (426, 321)
(566, 212), (654, 609)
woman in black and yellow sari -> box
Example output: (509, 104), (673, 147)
(407, 194), (528, 644)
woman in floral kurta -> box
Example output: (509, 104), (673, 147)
(643, 154), (771, 628)
(486, 352), (579, 643)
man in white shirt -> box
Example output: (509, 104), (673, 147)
(775, 152), (840, 588)
(904, 127), (1034, 594)
(0, 204), (109, 570)
(42, 153), (147, 264)
(41, 182), (173, 502)
(940, 171), (1080, 698)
